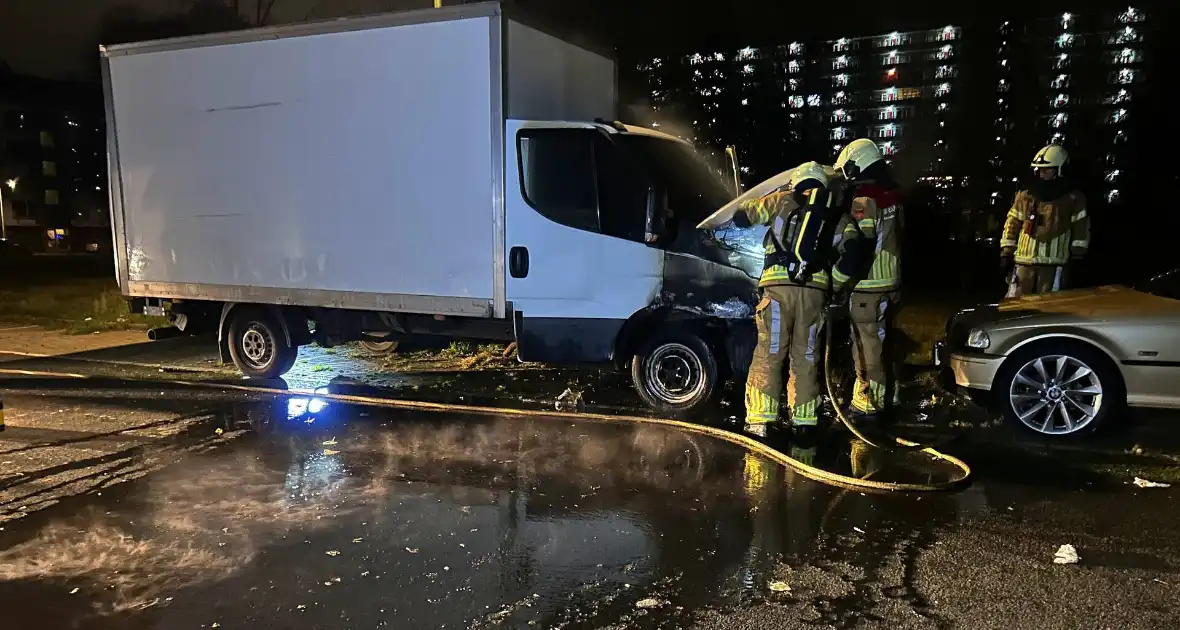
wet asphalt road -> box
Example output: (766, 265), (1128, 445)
(0, 376), (1178, 629)
(2, 339), (1180, 628)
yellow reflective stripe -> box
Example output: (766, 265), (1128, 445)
(760, 266), (793, 283)
(858, 218), (875, 229)
(1015, 231), (1070, 265)
(790, 398), (820, 426)
(745, 385), (779, 424)
(831, 268), (850, 283)
(1000, 239), (1017, 247)
(808, 188), (819, 205)
(852, 379), (886, 413)
(1007, 207), (1021, 219)
(794, 212), (811, 261)
(1071, 239), (1089, 248)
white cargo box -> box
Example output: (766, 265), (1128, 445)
(101, 2), (616, 319)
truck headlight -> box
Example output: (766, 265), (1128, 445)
(965, 328), (990, 350)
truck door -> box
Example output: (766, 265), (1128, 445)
(505, 121), (661, 364)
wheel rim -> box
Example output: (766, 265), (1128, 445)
(644, 343), (706, 405)
(240, 324), (275, 370)
(1009, 354), (1104, 435)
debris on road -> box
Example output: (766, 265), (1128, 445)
(768, 581), (791, 593)
(325, 550), (340, 557)
(323, 438), (338, 446)
(1053, 544), (1080, 565)
(635, 598), (663, 609)
(1133, 477), (1171, 489)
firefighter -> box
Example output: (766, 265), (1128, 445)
(1000, 144), (1089, 296)
(832, 139), (903, 421)
(732, 161), (850, 439)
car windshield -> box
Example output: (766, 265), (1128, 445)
(1134, 269), (1180, 300)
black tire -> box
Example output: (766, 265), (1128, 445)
(630, 330), (721, 417)
(227, 307), (298, 379)
(993, 339), (1124, 439)
(359, 339), (400, 356)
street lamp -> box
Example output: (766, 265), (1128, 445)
(0, 178), (17, 241)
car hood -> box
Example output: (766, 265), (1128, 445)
(995, 285), (1180, 322)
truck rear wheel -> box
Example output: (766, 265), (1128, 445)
(228, 308), (297, 379)
(631, 331), (721, 417)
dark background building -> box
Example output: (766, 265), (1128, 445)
(0, 67), (107, 253)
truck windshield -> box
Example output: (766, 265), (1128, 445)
(615, 134), (734, 226)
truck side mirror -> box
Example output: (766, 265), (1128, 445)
(644, 186), (672, 246)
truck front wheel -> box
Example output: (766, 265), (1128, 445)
(631, 331), (721, 417)
(228, 308), (298, 379)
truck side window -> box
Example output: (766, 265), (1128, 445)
(518, 129), (599, 233)
(594, 138), (648, 244)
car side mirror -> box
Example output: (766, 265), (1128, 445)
(644, 186), (672, 246)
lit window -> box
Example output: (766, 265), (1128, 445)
(650, 57), (662, 68)
(1052, 94), (1069, 107)
(1111, 109), (1128, 123)
(938, 102), (949, 112)
(885, 51), (899, 65)
(939, 26), (957, 41)
(883, 31), (902, 47)
(833, 38), (850, 52)
(937, 65), (955, 79)
(1061, 12), (1072, 28)
(40, 131), (54, 147)
(713, 53), (725, 62)
(737, 47), (756, 60)
(42, 161), (56, 176)
(1051, 74), (1070, 89)
(1107, 189), (1121, 203)
(937, 45), (953, 60)
(830, 127), (849, 140)
(789, 78), (801, 91)
(935, 83), (951, 97)
(45, 189), (60, 205)
(1115, 130), (1127, 143)
(833, 91), (850, 105)
(687, 53), (704, 65)
(1000, 59), (1008, 67)
(741, 98), (748, 106)
(789, 95), (804, 108)
(880, 105), (898, 120)
(882, 87), (897, 102)
(1056, 34), (1073, 48)
(742, 64), (754, 75)
(1105, 169), (1121, 183)
(1109, 89), (1130, 104)
(834, 55), (849, 69)
(807, 94), (823, 107)
(1051, 113), (1068, 128)
(886, 67), (898, 80)
(831, 109), (851, 123)
(834, 73), (849, 87)
(1117, 68), (1137, 84)
(879, 124), (897, 138)
(789, 42), (804, 55)
(788, 60), (801, 74)
(880, 141), (898, 155)
(1117, 48), (1139, 64)
(1116, 26), (1139, 44)
(1055, 53), (1070, 69)
(1119, 8), (1142, 24)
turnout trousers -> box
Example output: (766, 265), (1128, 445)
(849, 291), (900, 415)
(745, 285), (826, 427)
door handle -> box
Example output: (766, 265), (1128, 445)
(509, 246), (529, 278)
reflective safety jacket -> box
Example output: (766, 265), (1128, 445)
(833, 183), (903, 293)
(737, 188), (848, 290)
(1000, 187), (1088, 266)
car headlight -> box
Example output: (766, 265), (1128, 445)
(965, 327), (990, 350)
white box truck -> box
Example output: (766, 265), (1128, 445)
(101, 2), (764, 414)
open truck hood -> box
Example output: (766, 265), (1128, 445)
(696, 164), (840, 229)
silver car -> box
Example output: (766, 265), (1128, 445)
(935, 269), (1180, 438)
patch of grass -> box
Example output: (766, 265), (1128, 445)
(893, 299), (962, 365)
(0, 277), (165, 334)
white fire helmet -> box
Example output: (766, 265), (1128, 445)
(789, 160), (830, 191)
(834, 138), (884, 180)
(1031, 144), (1068, 176)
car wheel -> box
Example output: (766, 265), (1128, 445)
(631, 331), (721, 417)
(994, 340), (1124, 438)
(228, 308), (298, 379)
